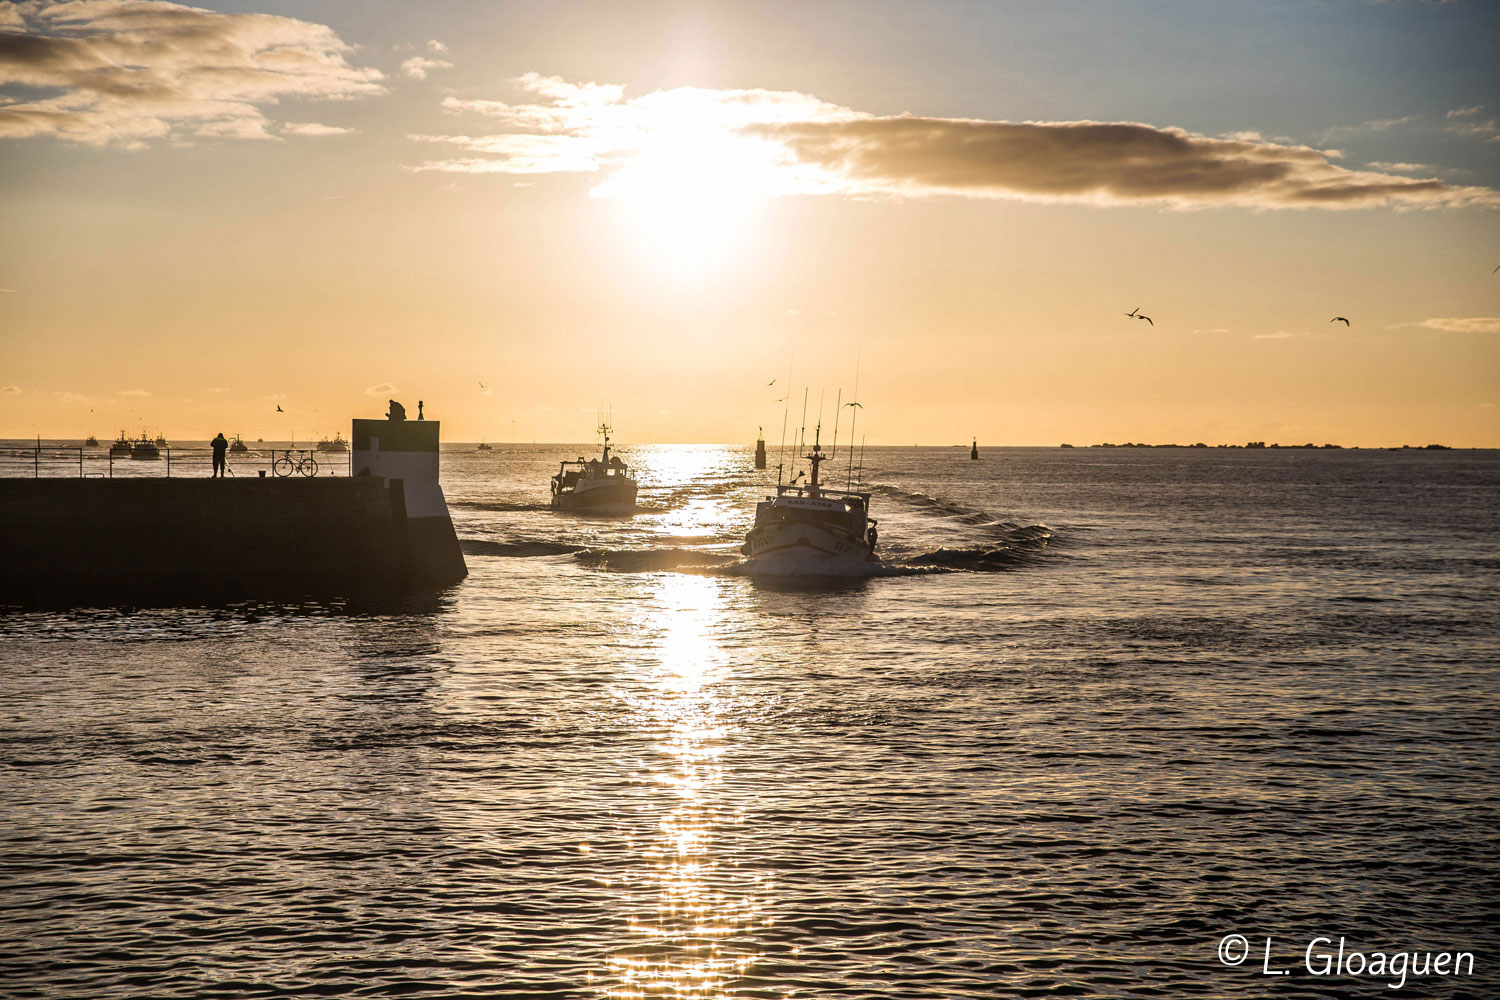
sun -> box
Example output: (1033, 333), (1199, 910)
(595, 127), (779, 278)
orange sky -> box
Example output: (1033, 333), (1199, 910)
(2, 0), (1498, 446)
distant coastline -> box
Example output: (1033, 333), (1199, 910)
(1069, 442), (1455, 451)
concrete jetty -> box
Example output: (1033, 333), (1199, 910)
(0, 414), (466, 603)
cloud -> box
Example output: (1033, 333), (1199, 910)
(0, 0), (386, 147)
(53, 390), (86, 403)
(0, 385), (21, 393)
(1317, 115), (1414, 143)
(264, 393), (286, 400)
(1444, 106), (1500, 142)
(1252, 331), (1305, 340)
(1193, 328), (1232, 334)
(427, 39), (446, 54)
(0, 287), (17, 293)
(401, 56), (452, 80)
(281, 121), (356, 137)
(413, 75), (1498, 210)
(117, 388), (150, 396)
(1415, 317), (1500, 334)
(364, 382), (396, 395)
(210, 386), (231, 392)
(1365, 161), (1439, 174)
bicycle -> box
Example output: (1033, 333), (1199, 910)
(272, 449), (319, 478)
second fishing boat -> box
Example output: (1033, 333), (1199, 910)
(550, 421), (638, 513)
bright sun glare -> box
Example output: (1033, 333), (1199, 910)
(594, 104), (792, 277)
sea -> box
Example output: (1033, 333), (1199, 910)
(2, 441), (1497, 998)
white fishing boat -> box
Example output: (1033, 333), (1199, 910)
(550, 421), (638, 513)
(740, 425), (878, 575)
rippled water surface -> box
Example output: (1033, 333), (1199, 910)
(3, 445), (1498, 997)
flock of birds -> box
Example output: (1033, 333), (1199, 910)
(1127, 306), (1352, 328)
(1122, 266), (1500, 333)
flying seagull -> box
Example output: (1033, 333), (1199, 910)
(1493, 264), (1499, 272)
(1136, 314), (1153, 326)
(479, 381), (486, 389)
(767, 379), (776, 386)
(276, 405), (284, 412)
(1331, 316), (1350, 326)
(1125, 306), (1140, 318)
(845, 401), (863, 408)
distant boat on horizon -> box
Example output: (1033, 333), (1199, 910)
(477, 441), (493, 451)
(229, 434), (248, 453)
(83, 434), (99, 448)
(130, 435), (160, 460)
(109, 432), (132, 457)
(154, 434), (168, 448)
(316, 433), (348, 453)
(971, 438), (979, 460)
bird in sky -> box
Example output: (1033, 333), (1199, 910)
(1125, 306), (1140, 318)
(1136, 314), (1153, 326)
(1331, 316), (1350, 326)
(767, 379), (776, 386)
(845, 401), (863, 409)
(276, 405), (284, 412)
(1492, 264), (1499, 273)
(479, 381), (486, 389)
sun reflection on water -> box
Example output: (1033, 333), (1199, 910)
(603, 574), (770, 999)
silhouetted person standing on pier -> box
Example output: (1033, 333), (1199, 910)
(387, 400), (406, 421)
(210, 432), (229, 478)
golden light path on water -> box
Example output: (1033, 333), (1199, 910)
(602, 572), (770, 999)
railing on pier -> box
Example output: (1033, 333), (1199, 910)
(0, 444), (345, 479)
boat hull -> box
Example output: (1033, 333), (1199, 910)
(552, 479), (638, 513)
(741, 521), (874, 576)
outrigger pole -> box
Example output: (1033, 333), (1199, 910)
(846, 348), (861, 490)
(777, 356), (792, 488)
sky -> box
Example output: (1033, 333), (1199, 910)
(1, 0), (1498, 446)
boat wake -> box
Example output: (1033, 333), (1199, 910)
(871, 484), (1023, 533)
(459, 539), (586, 558)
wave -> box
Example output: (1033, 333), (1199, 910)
(459, 539), (585, 558)
(871, 484), (1018, 529)
(572, 548), (739, 574)
(451, 500), (552, 513)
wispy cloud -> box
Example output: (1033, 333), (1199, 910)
(1317, 115), (1414, 143)
(53, 390), (86, 403)
(413, 75), (1499, 210)
(1415, 317), (1500, 334)
(364, 382), (397, 395)
(1444, 106), (1500, 142)
(1193, 328), (1233, 334)
(0, 0), (386, 147)
(117, 388), (150, 396)
(0, 385), (21, 393)
(281, 122), (356, 137)
(401, 56), (452, 81)
(1252, 331), (1307, 340)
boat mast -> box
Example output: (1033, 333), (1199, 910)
(805, 424), (825, 499)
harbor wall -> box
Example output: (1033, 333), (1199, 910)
(0, 477), (467, 602)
